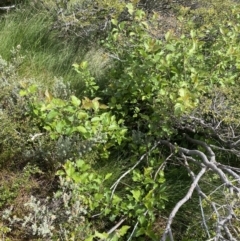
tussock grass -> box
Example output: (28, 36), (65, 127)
(83, 47), (110, 78)
(0, 6), (84, 85)
(0, 4), (111, 94)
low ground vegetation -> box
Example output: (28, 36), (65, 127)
(1, 0), (240, 240)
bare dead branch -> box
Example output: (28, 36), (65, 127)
(159, 137), (240, 240)
(0, 5), (15, 10)
(162, 140), (237, 191)
(161, 167), (207, 241)
(183, 155), (211, 238)
(110, 141), (161, 198)
(185, 135), (216, 162)
(154, 153), (172, 180)
(107, 218), (126, 235)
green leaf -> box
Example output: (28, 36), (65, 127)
(77, 126), (87, 134)
(108, 124), (118, 130)
(84, 236), (94, 241)
(174, 103), (184, 114)
(91, 117), (100, 122)
(126, 3), (134, 15)
(71, 95), (81, 107)
(179, 88), (186, 97)
(56, 121), (64, 133)
(138, 216), (146, 225)
(144, 167), (153, 176)
(72, 63), (79, 69)
(99, 104), (109, 109)
(110, 235), (119, 241)
(76, 159), (85, 168)
(72, 172), (82, 183)
(158, 171), (166, 184)
(116, 104), (122, 110)
(104, 173), (112, 180)
(46, 110), (58, 121)
(92, 99), (100, 111)
(112, 194), (122, 205)
(135, 9), (145, 21)
(111, 18), (118, 26)
(19, 90), (27, 96)
(56, 170), (65, 176)
(94, 231), (108, 239)
(131, 189), (141, 202)
(28, 84), (37, 93)
(136, 227), (145, 236)
(80, 61), (88, 70)
(65, 106), (75, 113)
(50, 133), (57, 140)
(132, 170), (141, 182)
(190, 29), (196, 38)
(64, 161), (75, 178)
(120, 129), (127, 135)
(78, 111), (88, 119)
(118, 225), (130, 236)
(111, 97), (117, 104)
(165, 44), (175, 51)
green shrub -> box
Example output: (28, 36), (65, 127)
(0, 48), (74, 169)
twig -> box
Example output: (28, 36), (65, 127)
(107, 218), (126, 235)
(154, 153), (172, 180)
(110, 141), (161, 198)
(161, 140), (237, 191)
(127, 210), (148, 241)
(199, 195), (211, 238)
(183, 155), (210, 238)
(0, 5), (15, 10)
(161, 167), (207, 241)
(127, 221), (139, 241)
(29, 133), (44, 141)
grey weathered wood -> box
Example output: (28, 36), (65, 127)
(0, 5), (15, 10)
